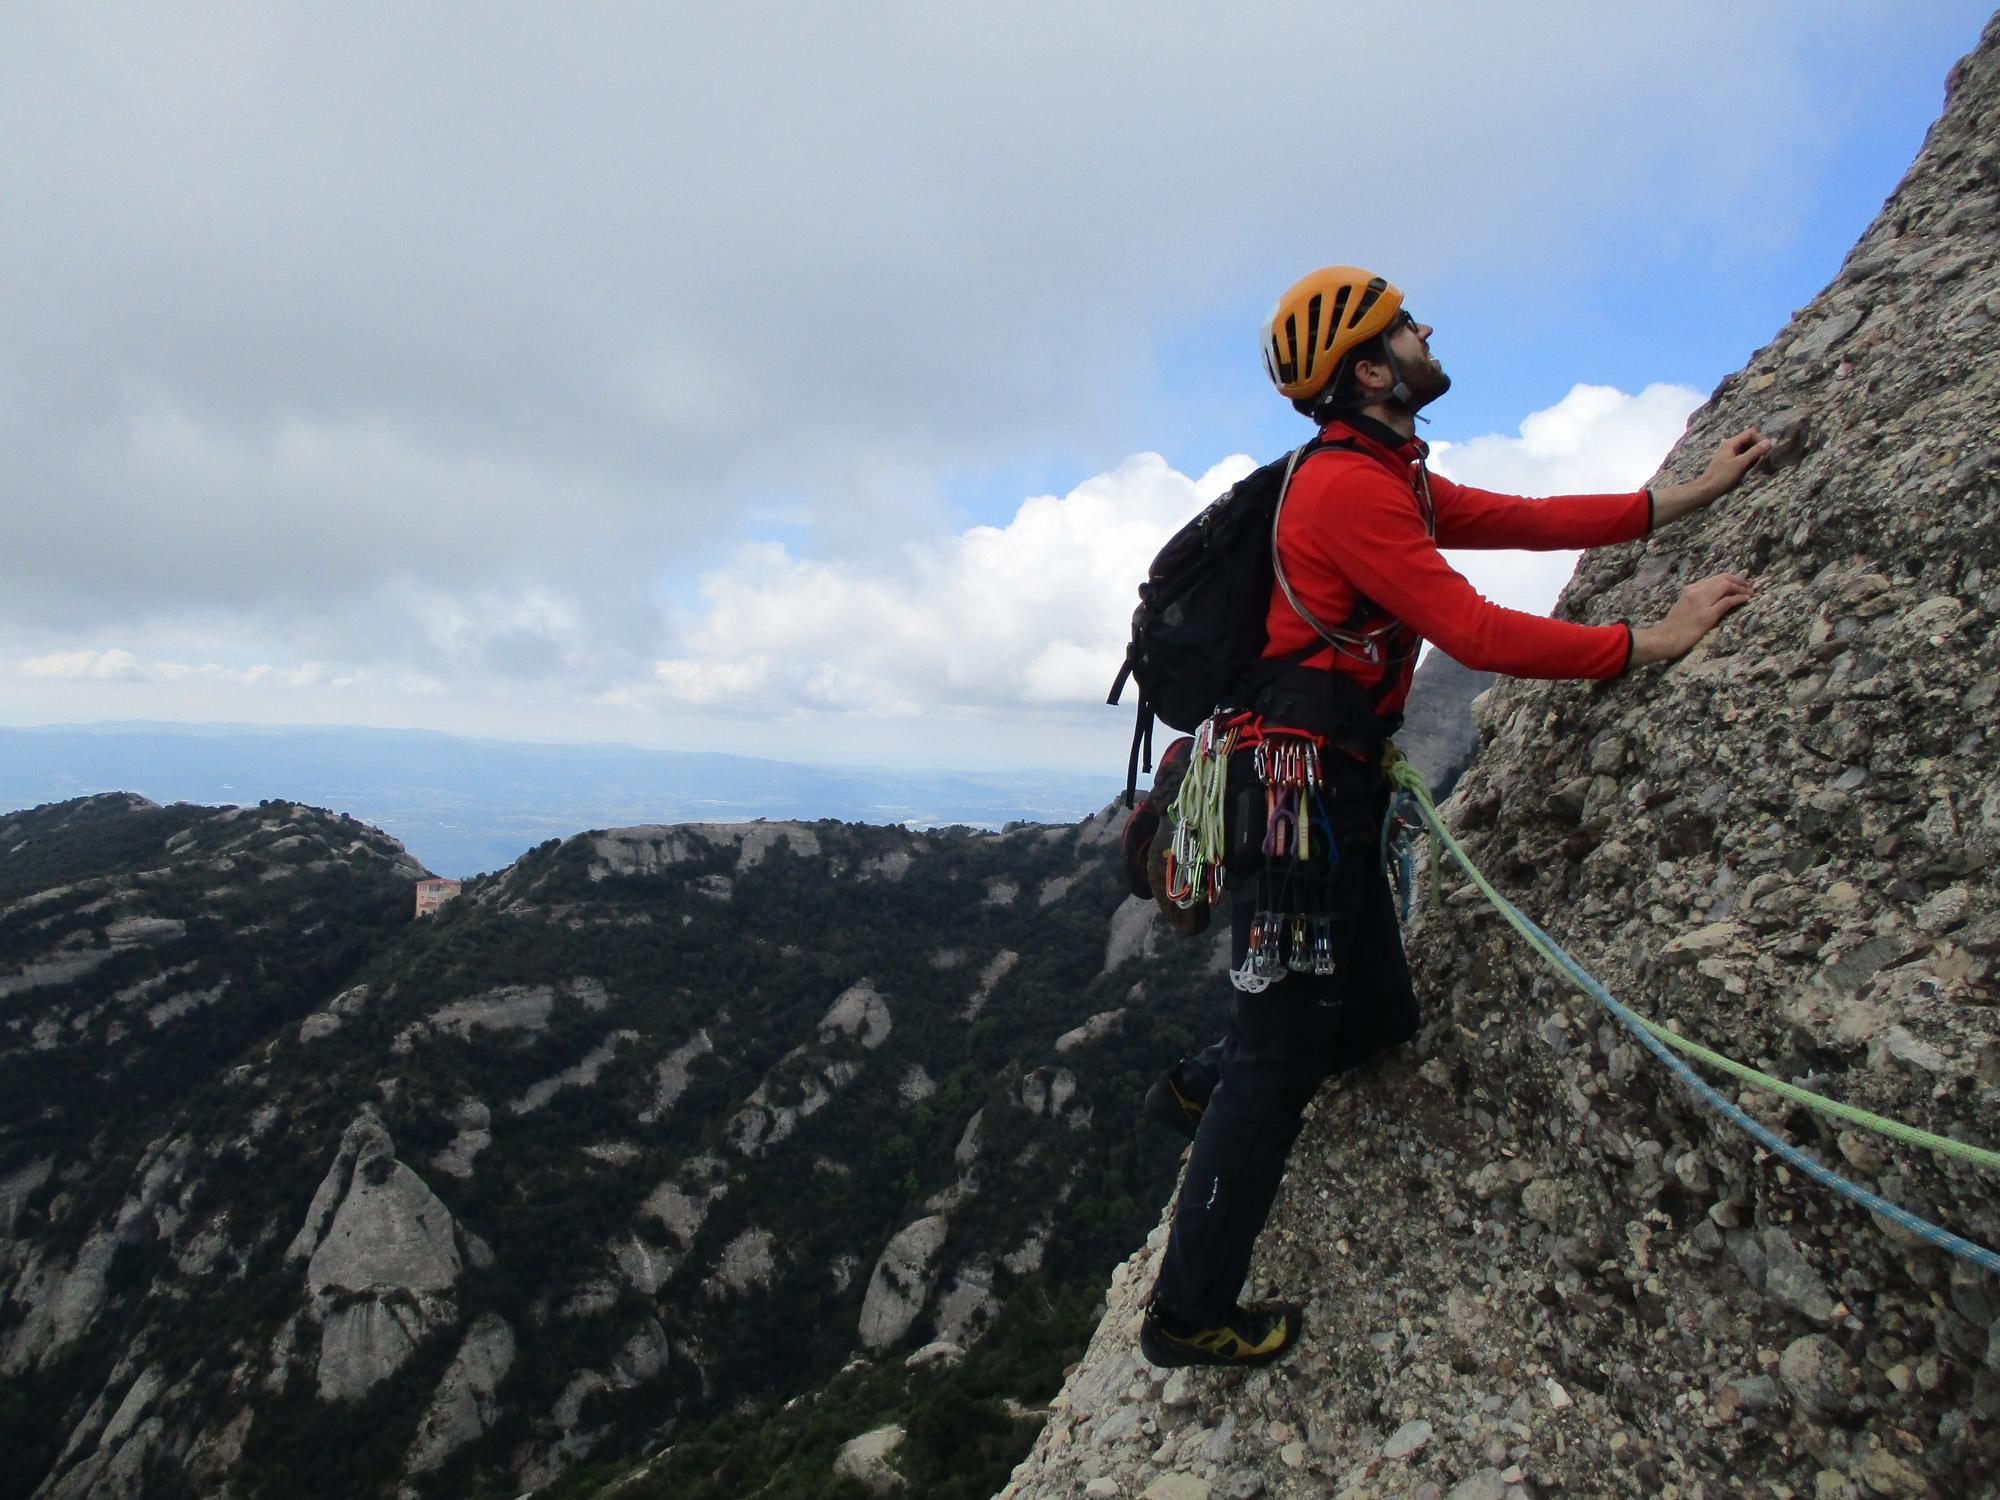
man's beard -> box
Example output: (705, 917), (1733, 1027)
(1397, 355), (1451, 413)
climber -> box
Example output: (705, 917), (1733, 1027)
(1138, 265), (1773, 1369)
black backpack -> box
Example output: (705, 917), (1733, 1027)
(1106, 435), (1360, 804)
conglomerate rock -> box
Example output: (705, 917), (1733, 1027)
(401, 1313), (516, 1480)
(1000, 15), (2000, 1500)
(859, 1215), (952, 1351)
(289, 1111), (463, 1402)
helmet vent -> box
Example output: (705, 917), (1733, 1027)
(1326, 287), (1351, 348)
(1274, 315), (1299, 384)
(1349, 281), (1382, 329)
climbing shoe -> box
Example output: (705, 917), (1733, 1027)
(1139, 1300), (1303, 1368)
(1144, 1062), (1212, 1140)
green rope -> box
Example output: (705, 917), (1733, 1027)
(1386, 757), (2000, 1176)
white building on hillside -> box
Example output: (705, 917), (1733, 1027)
(414, 878), (461, 918)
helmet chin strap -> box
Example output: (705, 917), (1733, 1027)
(1381, 344), (1435, 424)
(1383, 345), (1413, 408)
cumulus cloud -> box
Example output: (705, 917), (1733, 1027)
(1428, 382), (1703, 496)
(23, 650), (148, 682)
(2, 379), (1714, 763)
(1429, 382), (1704, 628)
(630, 454), (1251, 720)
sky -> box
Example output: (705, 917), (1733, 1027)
(3, 3), (1990, 775)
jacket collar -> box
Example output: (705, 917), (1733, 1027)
(1320, 412), (1428, 468)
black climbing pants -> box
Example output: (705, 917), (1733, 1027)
(1149, 760), (1420, 1330)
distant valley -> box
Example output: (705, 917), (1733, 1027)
(0, 653), (1489, 881)
(0, 723), (1117, 878)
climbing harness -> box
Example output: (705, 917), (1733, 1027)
(1381, 756), (2000, 1277)
(1147, 711), (1358, 994)
(1204, 722), (1339, 994)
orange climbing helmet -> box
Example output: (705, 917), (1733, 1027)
(1260, 266), (1404, 403)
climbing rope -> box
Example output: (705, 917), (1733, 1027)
(1382, 757), (2000, 1277)
(1166, 717), (1236, 908)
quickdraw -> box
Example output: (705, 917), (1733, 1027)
(1380, 790), (1428, 922)
(1232, 727), (1344, 993)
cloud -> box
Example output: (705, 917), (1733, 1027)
(23, 649), (147, 682)
(1429, 382), (1704, 626)
(633, 454), (1251, 719)
(1428, 382), (1703, 496)
(0, 5), (1975, 768)
(22, 648), (328, 690)
(0, 8), (1941, 646)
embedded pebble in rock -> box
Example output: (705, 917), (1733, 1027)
(1761, 1230), (1837, 1323)
(1382, 1418), (1432, 1459)
(997, 19), (2000, 1500)
(1781, 1335), (1858, 1416)
(1091, 1406), (1143, 1448)
(1519, 1179), (1562, 1227)
(1203, 1415), (1237, 1462)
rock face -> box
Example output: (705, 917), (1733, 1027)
(859, 1216), (951, 1351)
(403, 1313), (516, 1477)
(821, 979), (893, 1049)
(834, 1424), (907, 1493)
(1397, 648), (1496, 795)
(1001, 19), (2000, 1500)
(586, 821), (822, 880)
(289, 1112), (462, 1402)
(3, 1140), (189, 1377)
(37, 1362), (173, 1500)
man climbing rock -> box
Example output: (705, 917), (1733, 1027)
(1137, 265), (1772, 1368)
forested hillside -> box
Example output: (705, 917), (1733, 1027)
(1, 789), (1236, 1498)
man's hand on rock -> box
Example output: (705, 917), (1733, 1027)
(1651, 429), (1776, 525)
(1630, 573), (1754, 666)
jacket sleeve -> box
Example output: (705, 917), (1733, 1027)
(1295, 464), (1634, 679)
(1429, 472), (1651, 551)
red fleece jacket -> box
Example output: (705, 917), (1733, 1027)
(1263, 418), (1650, 716)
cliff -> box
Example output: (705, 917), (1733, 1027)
(998, 15), (2000, 1500)
(1396, 651), (1496, 798)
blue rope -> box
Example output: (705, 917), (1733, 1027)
(1510, 901), (2000, 1277)
(1385, 783), (2000, 1278)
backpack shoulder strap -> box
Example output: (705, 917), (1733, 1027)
(1269, 434), (1367, 652)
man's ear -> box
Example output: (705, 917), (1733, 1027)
(1349, 354), (1391, 399)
